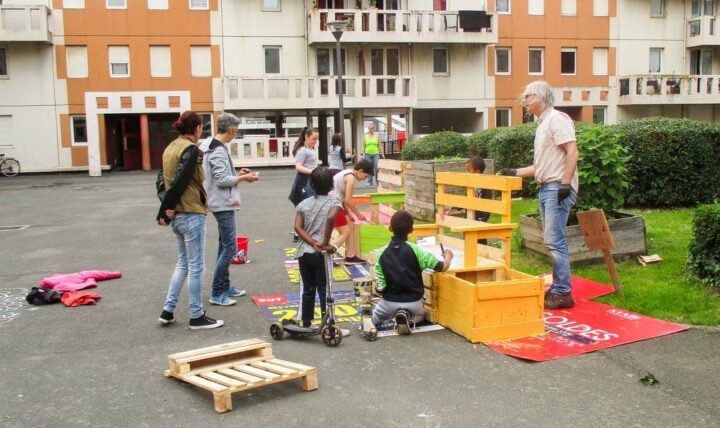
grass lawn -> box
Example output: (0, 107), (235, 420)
(506, 199), (720, 326)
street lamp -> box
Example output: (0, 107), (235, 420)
(327, 20), (349, 153)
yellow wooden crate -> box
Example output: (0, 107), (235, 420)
(435, 267), (545, 342)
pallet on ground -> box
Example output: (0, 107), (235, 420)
(164, 339), (318, 413)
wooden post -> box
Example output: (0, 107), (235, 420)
(577, 209), (622, 295)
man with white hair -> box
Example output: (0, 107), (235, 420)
(200, 113), (259, 306)
(499, 81), (579, 309)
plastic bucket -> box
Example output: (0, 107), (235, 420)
(231, 236), (250, 264)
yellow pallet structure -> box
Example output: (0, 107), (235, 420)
(164, 339), (318, 413)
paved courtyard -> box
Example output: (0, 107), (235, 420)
(0, 169), (719, 427)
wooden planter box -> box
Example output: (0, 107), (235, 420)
(435, 266), (545, 342)
(519, 211), (647, 265)
(404, 159), (494, 222)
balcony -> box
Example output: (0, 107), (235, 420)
(687, 16), (720, 48)
(0, 6), (52, 43)
(618, 74), (720, 105)
(308, 9), (496, 45)
(551, 86), (611, 106)
(223, 75), (416, 111)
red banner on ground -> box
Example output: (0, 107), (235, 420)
(484, 277), (688, 361)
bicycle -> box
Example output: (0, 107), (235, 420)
(0, 154), (21, 177)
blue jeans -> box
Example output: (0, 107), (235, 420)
(365, 153), (380, 185)
(211, 210), (236, 298)
(538, 183), (577, 295)
(163, 213), (206, 318)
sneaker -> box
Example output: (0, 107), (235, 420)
(189, 313), (224, 330)
(227, 287), (246, 297)
(344, 256), (367, 265)
(544, 292), (575, 310)
(209, 295), (237, 306)
(158, 310), (175, 325)
(395, 309), (412, 335)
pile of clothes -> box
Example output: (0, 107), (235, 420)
(25, 270), (121, 307)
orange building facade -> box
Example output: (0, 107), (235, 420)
(488, 0), (616, 128)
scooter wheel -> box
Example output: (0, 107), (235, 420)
(321, 325), (342, 347)
(270, 323), (285, 340)
(282, 318), (299, 326)
(365, 328), (377, 342)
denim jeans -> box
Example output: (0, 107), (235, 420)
(211, 210), (236, 298)
(298, 252), (327, 325)
(163, 213), (206, 318)
(538, 183), (577, 295)
(365, 153), (380, 185)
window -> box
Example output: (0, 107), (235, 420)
(148, 0), (168, 9)
(199, 113), (213, 139)
(593, 48), (608, 76)
(692, 0), (702, 16)
(649, 48), (663, 73)
(108, 46), (130, 77)
(190, 46), (211, 77)
(0, 48), (7, 77)
(704, 0), (714, 16)
(528, 48), (544, 75)
(528, 0), (544, 15)
(496, 0), (510, 13)
(495, 109), (511, 127)
(561, 0), (576, 15)
(433, 48), (449, 74)
(316, 49), (330, 76)
(264, 46), (281, 74)
(66, 46), (88, 78)
(189, 0), (209, 10)
(63, 0), (85, 8)
(150, 46), (171, 77)
(495, 47), (511, 75)
(561, 48), (576, 75)
(106, 0), (126, 9)
(522, 107), (535, 123)
(650, 0), (664, 17)
(592, 107), (606, 125)
(262, 0), (280, 11)
(332, 48), (346, 75)
(593, 0), (608, 16)
(71, 116), (87, 146)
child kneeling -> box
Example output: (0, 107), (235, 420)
(373, 210), (453, 335)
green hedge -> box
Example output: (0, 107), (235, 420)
(687, 204), (720, 289)
(615, 118), (720, 207)
(401, 131), (468, 161)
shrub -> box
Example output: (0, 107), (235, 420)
(615, 117), (720, 207)
(574, 125), (629, 214)
(687, 204), (720, 289)
(401, 131), (468, 161)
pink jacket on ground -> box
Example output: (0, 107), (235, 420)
(40, 270), (122, 292)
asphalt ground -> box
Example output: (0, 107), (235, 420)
(0, 169), (719, 427)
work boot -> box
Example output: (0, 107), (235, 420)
(544, 292), (575, 310)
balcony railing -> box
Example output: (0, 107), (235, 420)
(224, 75), (416, 110)
(308, 9), (496, 45)
(618, 74), (720, 104)
(551, 86), (611, 106)
(0, 6), (52, 43)
(687, 16), (720, 47)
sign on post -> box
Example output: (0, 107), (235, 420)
(577, 209), (622, 294)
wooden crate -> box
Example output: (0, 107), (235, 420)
(377, 158), (405, 193)
(436, 267), (545, 342)
(164, 339), (318, 413)
(405, 160), (467, 222)
(422, 270), (438, 323)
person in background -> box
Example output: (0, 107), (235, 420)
(466, 156), (493, 246)
(200, 113), (259, 307)
(288, 127), (320, 206)
(155, 111), (223, 330)
(498, 80), (579, 310)
(329, 159), (374, 265)
(328, 132), (350, 171)
(362, 122), (384, 186)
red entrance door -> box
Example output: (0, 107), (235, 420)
(120, 117), (142, 171)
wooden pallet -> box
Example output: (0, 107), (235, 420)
(164, 339), (318, 413)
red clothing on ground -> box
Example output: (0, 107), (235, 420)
(61, 291), (102, 307)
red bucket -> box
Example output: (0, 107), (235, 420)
(231, 236), (250, 264)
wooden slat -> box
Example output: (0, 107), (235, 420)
(435, 172), (522, 192)
(436, 193), (507, 216)
(201, 372), (246, 388)
(251, 361), (297, 376)
(378, 158), (404, 172)
(180, 374), (228, 393)
(267, 359), (314, 372)
(170, 339), (269, 363)
(377, 172), (403, 187)
(369, 191), (405, 203)
(233, 365), (281, 380)
(185, 356), (267, 376)
(217, 368), (264, 384)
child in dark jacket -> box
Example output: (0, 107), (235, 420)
(372, 210), (453, 335)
